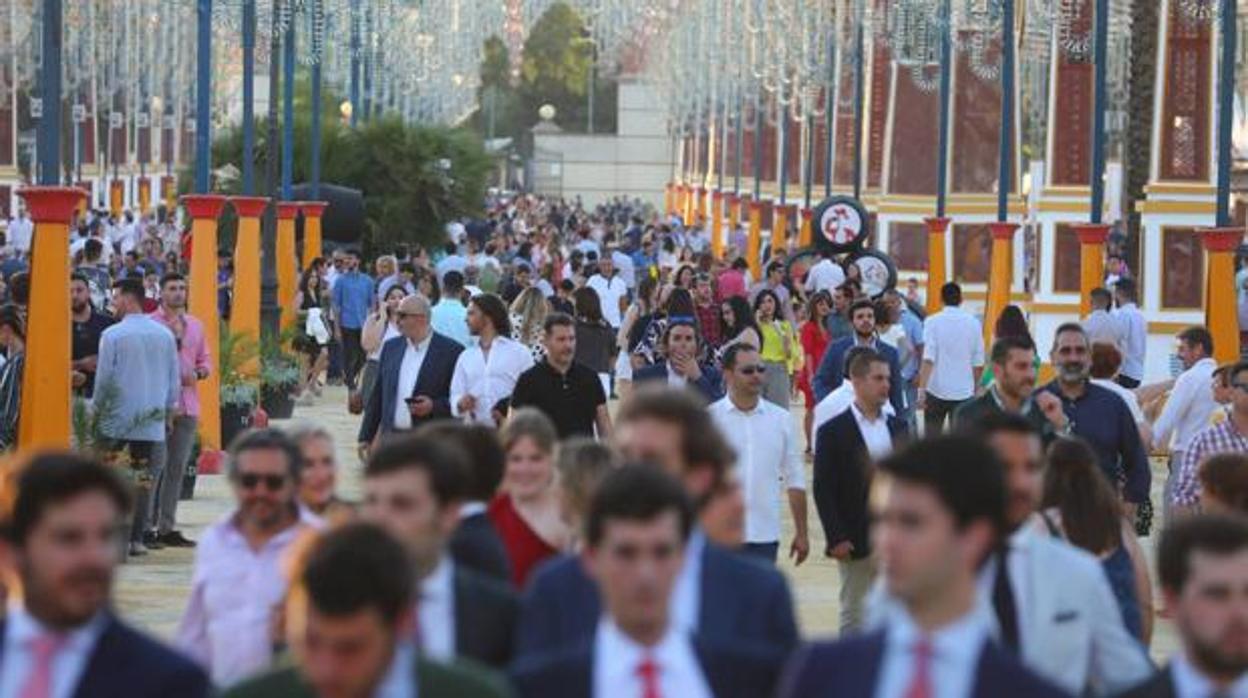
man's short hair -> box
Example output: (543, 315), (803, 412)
(442, 270), (465, 293)
(1178, 326), (1214, 358)
(662, 318), (698, 347)
(990, 335), (1036, 366)
(160, 272), (186, 289)
(471, 293), (512, 337)
(2, 453), (132, 545)
(364, 434), (468, 507)
(227, 428), (305, 482)
(617, 386), (736, 479)
(111, 277), (145, 304)
(940, 282), (962, 306)
(543, 312), (575, 335)
(848, 298), (876, 319)
(721, 342), (759, 370)
(1090, 342), (1123, 379)
(415, 423), (505, 502)
(70, 271), (89, 287)
(296, 522), (413, 622)
(84, 238), (103, 259)
(847, 347), (887, 379)
(1114, 277), (1137, 299)
(1051, 322), (1089, 351)
(1157, 513), (1248, 594)
(1089, 287), (1111, 307)
(876, 435), (1008, 536)
(585, 464), (693, 548)
(962, 410), (1040, 443)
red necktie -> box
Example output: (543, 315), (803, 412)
(636, 654), (662, 698)
(903, 637), (933, 698)
(19, 632), (66, 698)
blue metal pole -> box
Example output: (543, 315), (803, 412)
(350, 0), (360, 128)
(362, 2), (372, 121)
(282, 18), (294, 200)
(734, 88), (744, 195)
(805, 113), (814, 208)
(242, 0), (255, 194)
(1089, 0), (1108, 224)
(779, 114), (788, 205)
(1216, 0), (1236, 227)
(195, 0), (212, 193)
(753, 94), (764, 201)
(311, 58), (322, 199)
(935, 0), (952, 218)
(38, 0), (63, 185)
(718, 102), (727, 192)
(824, 33), (835, 199)
(852, 3), (865, 201)
(997, 0), (1015, 222)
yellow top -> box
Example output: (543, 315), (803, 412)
(759, 320), (801, 373)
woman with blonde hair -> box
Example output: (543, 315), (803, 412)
(509, 286), (549, 363)
(490, 408), (570, 588)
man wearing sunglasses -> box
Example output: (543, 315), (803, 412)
(1173, 360), (1248, 514)
(176, 428), (324, 687)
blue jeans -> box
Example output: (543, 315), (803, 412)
(741, 541), (779, 564)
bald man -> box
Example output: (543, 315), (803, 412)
(358, 294), (464, 449)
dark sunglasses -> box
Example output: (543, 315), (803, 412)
(238, 473), (287, 491)
(737, 364), (766, 375)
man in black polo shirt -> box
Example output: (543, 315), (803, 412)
(511, 313), (612, 439)
(71, 271), (116, 397)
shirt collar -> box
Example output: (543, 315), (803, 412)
(884, 602), (991, 666)
(407, 334), (432, 352)
(988, 384), (1033, 414)
(6, 604), (109, 656)
(420, 556), (454, 603)
(850, 400), (885, 426)
(597, 617), (688, 685)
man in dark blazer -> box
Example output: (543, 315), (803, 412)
(779, 437), (1066, 698)
(813, 348), (908, 632)
(516, 387), (798, 658)
(511, 465), (785, 698)
(1116, 514), (1248, 698)
(358, 294), (464, 449)
(811, 298), (905, 413)
(0, 454), (210, 697)
(226, 523), (508, 698)
(360, 433), (518, 668)
(632, 319), (724, 403)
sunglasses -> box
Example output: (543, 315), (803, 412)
(238, 473), (287, 491)
(737, 364), (766, 375)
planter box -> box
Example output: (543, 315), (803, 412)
(261, 384), (297, 420)
(220, 402), (254, 450)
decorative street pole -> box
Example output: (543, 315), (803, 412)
(985, 0), (1020, 346)
(242, 0), (256, 194)
(925, 0), (954, 313)
(1074, 0), (1112, 317)
(851, 0), (864, 201)
(311, 0), (323, 199)
(261, 0), (283, 343)
(1203, 0), (1240, 366)
(194, 0), (212, 193)
(350, 0), (360, 128)
(38, 0), (63, 185)
(282, 15), (296, 201)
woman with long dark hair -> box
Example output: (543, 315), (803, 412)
(981, 304), (1037, 388)
(632, 286), (700, 369)
(754, 288), (799, 408)
(720, 295), (762, 353)
(799, 291), (833, 452)
(293, 266), (330, 400)
(573, 287), (616, 396)
(1041, 437), (1152, 644)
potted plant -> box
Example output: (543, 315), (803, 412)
(218, 323), (259, 448)
(259, 327), (302, 419)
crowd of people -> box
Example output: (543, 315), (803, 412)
(0, 193), (1246, 697)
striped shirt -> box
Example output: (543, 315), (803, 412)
(1173, 417), (1248, 507)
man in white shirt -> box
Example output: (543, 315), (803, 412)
(451, 293), (534, 425)
(1116, 514), (1248, 698)
(511, 466), (785, 698)
(1156, 326), (1221, 517)
(917, 282), (985, 434)
(1083, 287), (1121, 349)
(587, 255), (629, 330)
(1113, 278), (1147, 388)
(804, 248), (846, 295)
(710, 343), (808, 566)
(360, 432), (519, 669)
(6, 207), (32, 257)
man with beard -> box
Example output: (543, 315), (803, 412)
(954, 335), (1069, 441)
(450, 293), (533, 425)
(1039, 322), (1151, 517)
(70, 271), (114, 398)
(177, 429), (323, 687)
(1119, 514), (1248, 697)
(0, 453), (210, 696)
(511, 313), (612, 439)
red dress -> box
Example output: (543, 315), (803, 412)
(488, 494), (559, 589)
(799, 320), (830, 408)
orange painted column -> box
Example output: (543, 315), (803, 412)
(277, 202), (300, 330)
(984, 222), (1020, 348)
(1072, 223), (1111, 317)
(300, 201), (329, 268)
(683, 185), (695, 227)
(162, 175), (177, 213)
(16, 187), (85, 451)
(182, 194), (228, 450)
(109, 179), (124, 218)
(695, 186), (708, 226)
(137, 177), (151, 215)
(924, 216), (951, 314)
(799, 208), (814, 247)
(747, 200), (763, 280)
(772, 203), (789, 260)
(1200, 227), (1244, 366)
(229, 196), (268, 380)
(727, 193), (741, 233)
(710, 191), (724, 260)
(664, 183), (674, 217)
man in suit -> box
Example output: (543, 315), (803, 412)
(971, 412), (1152, 695)
(1117, 514), (1248, 698)
(225, 522), (509, 698)
(778, 436), (1066, 698)
(357, 294), (464, 451)
(954, 336), (1068, 441)
(511, 465), (785, 698)
(813, 348), (908, 631)
(516, 387), (799, 658)
(420, 422), (512, 583)
(360, 432), (518, 668)
(632, 319), (724, 403)
(811, 298), (904, 414)
(0, 453), (210, 697)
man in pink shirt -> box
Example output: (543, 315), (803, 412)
(149, 272), (211, 549)
(717, 257), (750, 303)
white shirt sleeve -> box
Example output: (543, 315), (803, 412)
(781, 411), (805, 490)
(449, 352), (469, 418)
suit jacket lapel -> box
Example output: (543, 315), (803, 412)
(73, 615), (121, 698)
(696, 544), (720, 636)
(451, 567), (475, 658)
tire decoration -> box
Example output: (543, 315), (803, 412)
(846, 249), (898, 299)
(811, 195), (871, 254)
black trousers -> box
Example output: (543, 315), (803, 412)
(341, 328), (365, 391)
(923, 393), (967, 437)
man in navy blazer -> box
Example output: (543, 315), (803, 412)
(0, 453), (210, 697)
(631, 319), (724, 403)
(515, 388), (798, 658)
(812, 298), (904, 413)
(358, 294), (464, 448)
(779, 436), (1066, 698)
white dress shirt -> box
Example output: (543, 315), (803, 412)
(813, 383), (896, 442)
(592, 619), (712, 698)
(1169, 652), (1248, 698)
(851, 402), (894, 460)
(450, 336), (534, 423)
(394, 336), (431, 429)
(670, 530), (706, 634)
(1152, 357), (1218, 453)
(921, 306), (985, 401)
(0, 607), (108, 698)
(710, 396), (805, 544)
(6, 216), (32, 255)
(804, 257), (846, 294)
(587, 274), (629, 328)
(415, 557), (457, 661)
(1082, 309), (1121, 349)
(1114, 303), (1147, 381)
(873, 603), (993, 698)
